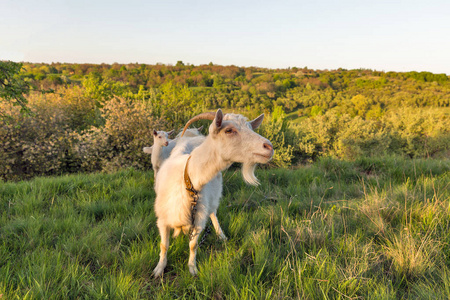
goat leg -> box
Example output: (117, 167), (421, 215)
(188, 226), (201, 275)
(152, 224), (170, 277)
(209, 212), (227, 241)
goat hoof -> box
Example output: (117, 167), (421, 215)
(219, 234), (228, 241)
(189, 264), (198, 276)
(152, 265), (165, 278)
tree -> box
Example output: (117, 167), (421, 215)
(0, 61), (30, 114)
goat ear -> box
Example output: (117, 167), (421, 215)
(250, 114), (264, 130)
(197, 125), (203, 132)
(153, 129), (157, 136)
(167, 130), (174, 136)
(214, 109), (223, 130)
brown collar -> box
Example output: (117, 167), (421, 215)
(184, 156), (198, 200)
(184, 155), (199, 240)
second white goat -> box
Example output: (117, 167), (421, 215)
(143, 126), (203, 177)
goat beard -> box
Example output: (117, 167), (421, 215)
(242, 162), (259, 186)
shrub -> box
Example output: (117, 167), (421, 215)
(94, 97), (165, 172)
(295, 107), (450, 160)
(296, 111), (345, 158)
(382, 107), (450, 158)
(259, 106), (294, 168)
(335, 117), (391, 159)
(0, 94), (83, 180)
(0, 91), (164, 180)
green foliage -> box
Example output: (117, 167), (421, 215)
(295, 108), (450, 160)
(1, 62), (450, 180)
(0, 91), (164, 181)
(0, 91), (92, 180)
(383, 107), (450, 158)
(156, 81), (201, 128)
(309, 105), (323, 117)
(0, 61), (30, 114)
(259, 106), (294, 168)
(82, 72), (129, 104)
(1, 158), (449, 298)
(350, 94), (373, 117)
(95, 97), (165, 172)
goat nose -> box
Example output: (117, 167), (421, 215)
(263, 142), (273, 151)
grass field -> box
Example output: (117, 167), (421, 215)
(1, 156), (449, 299)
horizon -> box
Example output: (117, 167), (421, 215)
(2, 0), (450, 74)
(12, 60), (450, 75)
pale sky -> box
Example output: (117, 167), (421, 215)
(1, 0), (449, 74)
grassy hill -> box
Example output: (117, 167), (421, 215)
(1, 156), (449, 299)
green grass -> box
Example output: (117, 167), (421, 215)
(1, 157), (449, 299)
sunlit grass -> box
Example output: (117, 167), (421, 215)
(0, 157), (449, 298)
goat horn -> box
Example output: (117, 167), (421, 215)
(180, 112), (216, 137)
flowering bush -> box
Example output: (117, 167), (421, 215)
(0, 90), (163, 181)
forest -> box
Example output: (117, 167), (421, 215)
(1, 61), (449, 181)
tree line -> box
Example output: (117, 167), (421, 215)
(0, 61), (449, 181)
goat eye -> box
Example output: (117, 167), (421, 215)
(225, 128), (234, 134)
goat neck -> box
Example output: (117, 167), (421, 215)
(185, 137), (229, 191)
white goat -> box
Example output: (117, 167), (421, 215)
(152, 109), (274, 277)
(144, 129), (174, 176)
(143, 127), (203, 177)
(175, 126), (203, 139)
